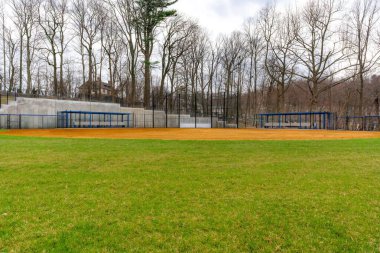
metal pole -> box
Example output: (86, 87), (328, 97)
(0, 93), (1, 109)
(194, 92), (197, 128)
(178, 93), (181, 128)
(299, 114), (302, 129)
(236, 89), (239, 128)
(210, 89), (213, 128)
(362, 117), (365, 131)
(152, 92), (155, 128)
(165, 93), (168, 128)
(6, 91), (8, 104)
(223, 92), (226, 128)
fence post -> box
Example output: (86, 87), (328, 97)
(165, 93), (168, 128)
(236, 91), (239, 128)
(178, 93), (181, 128)
(152, 92), (155, 128)
(210, 91), (213, 128)
(194, 92), (197, 129)
(6, 91), (8, 104)
(223, 92), (226, 128)
(362, 117), (365, 131)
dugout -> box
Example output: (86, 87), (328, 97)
(341, 116), (380, 131)
(57, 111), (131, 128)
(257, 112), (335, 130)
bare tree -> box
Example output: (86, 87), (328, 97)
(101, 6), (121, 101)
(1, 4), (5, 91)
(220, 32), (245, 108)
(179, 27), (208, 113)
(260, 5), (297, 112)
(71, 0), (86, 94)
(244, 16), (264, 119)
(346, 0), (379, 115)
(11, 0), (40, 94)
(71, 0), (102, 98)
(292, 0), (354, 110)
(108, 0), (139, 105)
(39, 0), (69, 96)
(3, 27), (19, 92)
(57, 0), (69, 96)
(10, 0), (25, 92)
(158, 15), (196, 106)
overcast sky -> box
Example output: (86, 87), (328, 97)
(174, 0), (307, 37)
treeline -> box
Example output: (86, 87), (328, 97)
(1, 0), (380, 116)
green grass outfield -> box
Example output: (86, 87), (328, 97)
(0, 136), (379, 252)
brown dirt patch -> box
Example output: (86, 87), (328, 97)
(1, 128), (380, 141)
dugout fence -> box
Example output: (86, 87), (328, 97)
(337, 116), (380, 131)
(57, 111), (132, 128)
(257, 112), (336, 130)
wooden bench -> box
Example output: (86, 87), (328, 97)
(264, 122), (311, 128)
(72, 121), (127, 128)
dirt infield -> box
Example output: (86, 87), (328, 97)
(1, 128), (380, 140)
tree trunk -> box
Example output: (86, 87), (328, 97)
(144, 50), (151, 108)
(53, 50), (58, 96)
(59, 28), (65, 97)
(128, 40), (136, 106)
(19, 31), (23, 92)
(278, 82), (286, 113)
(109, 56), (114, 102)
(130, 71), (136, 106)
(26, 36), (32, 94)
(159, 75), (165, 107)
(59, 52), (64, 97)
(359, 73), (364, 116)
(2, 14), (5, 92)
(80, 42), (85, 98)
(88, 45), (93, 98)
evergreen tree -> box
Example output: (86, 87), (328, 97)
(134, 0), (177, 107)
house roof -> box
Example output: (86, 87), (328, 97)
(79, 80), (112, 90)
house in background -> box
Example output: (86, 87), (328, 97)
(79, 78), (115, 98)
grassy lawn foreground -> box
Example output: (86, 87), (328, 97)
(0, 136), (379, 252)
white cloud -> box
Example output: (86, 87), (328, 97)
(174, 0), (309, 37)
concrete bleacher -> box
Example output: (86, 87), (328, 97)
(0, 97), (193, 129)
